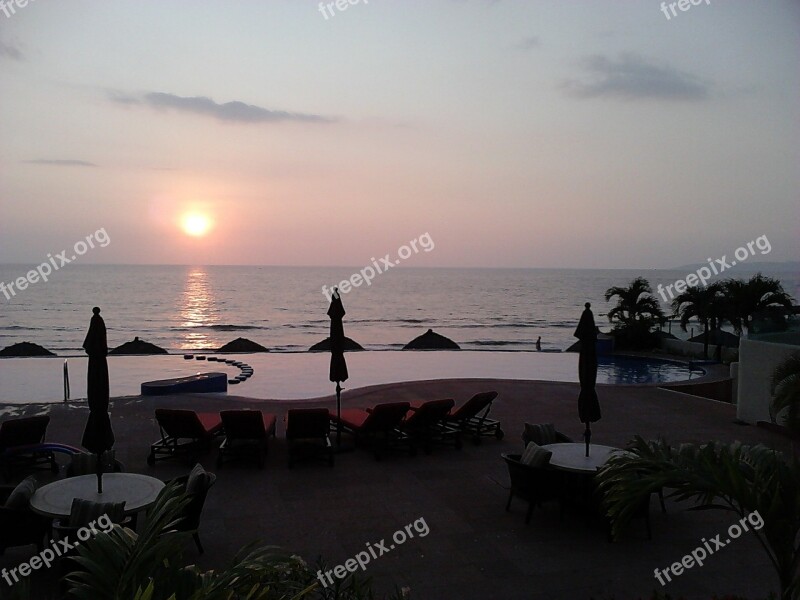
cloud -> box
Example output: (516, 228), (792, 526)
(24, 159), (98, 167)
(563, 53), (709, 101)
(516, 36), (541, 50)
(111, 92), (336, 124)
(0, 40), (23, 61)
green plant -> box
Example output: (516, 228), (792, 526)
(770, 352), (800, 437)
(65, 481), (315, 600)
(597, 437), (800, 600)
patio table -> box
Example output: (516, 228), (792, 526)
(30, 473), (165, 519)
(541, 443), (628, 473)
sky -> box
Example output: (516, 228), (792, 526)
(0, 0), (798, 269)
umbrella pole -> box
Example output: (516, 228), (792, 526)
(336, 382), (342, 449)
(96, 453), (103, 494)
(584, 422), (591, 457)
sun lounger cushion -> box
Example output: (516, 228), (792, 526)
(523, 423), (558, 445)
(336, 408), (370, 429)
(520, 442), (552, 468)
(262, 413), (277, 435)
(197, 413), (223, 434)
(5, 476), (37, 509)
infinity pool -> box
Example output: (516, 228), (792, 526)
(0, 352), (703, 404)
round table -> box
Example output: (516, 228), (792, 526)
(30, 473), (165, 519)
(541, 443), (627, 473)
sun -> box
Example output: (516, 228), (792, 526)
(181, 213), (213, 237)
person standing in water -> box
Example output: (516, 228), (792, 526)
(535, 336), (542, 351)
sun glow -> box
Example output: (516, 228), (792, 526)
(181, 213), (213, 237)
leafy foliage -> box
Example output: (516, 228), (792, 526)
(604, 278), (666, 349)
(64, 481), (313, 600)
(770, 352), (800, 437)
(722, 274), (794, 335)
(597, 437), (800, 600)
(671, 282), (726, 358)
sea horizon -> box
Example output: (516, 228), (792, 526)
(2, 264), (796, 356)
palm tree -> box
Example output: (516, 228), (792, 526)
(604, 277), (665, 348)
(723, 274), (794, 335)
(671, 281), (725, 359)
(597, 437), (800, 600)
(770, 352), (800, 439)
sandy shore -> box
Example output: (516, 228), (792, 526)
(0, 378), (788, 599)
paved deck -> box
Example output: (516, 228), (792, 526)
(0, 378), (788, 599)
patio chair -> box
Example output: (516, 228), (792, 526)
(401, 399), (461, 453)
(446, 391), (503, 445)
(167, 463), (217, 554)
(148, 409), (223, 466)
(0, 415), (57, 481)
(502, 453), (563, 524)
(66, 450), (125, 477)
(217, 410), (277, 468)
(286, 408), (334, 468)
(329, 402), (413, 460)
(0, 476), (49, 555)
(522, 423), (573, 447)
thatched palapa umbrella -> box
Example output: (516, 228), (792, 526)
(81, 307), (115, 493)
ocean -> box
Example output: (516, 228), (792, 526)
(0, 265), (797, 356)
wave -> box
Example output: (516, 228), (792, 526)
(170, 324), (266, 331)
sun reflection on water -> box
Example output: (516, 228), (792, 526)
(179, 267), (219, 350)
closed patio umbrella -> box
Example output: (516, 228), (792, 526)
(81, 307), (115, 493)
(327, 291), (349, 448)
(575, 302), (601, 457)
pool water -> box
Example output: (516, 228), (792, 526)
(596, 356), (701, 385)
(0, 352), (703, 404)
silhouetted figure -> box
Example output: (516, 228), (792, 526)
(535, 337), (541, 351)
(575, 302), (601, 457)
(81, 307), (115, 493)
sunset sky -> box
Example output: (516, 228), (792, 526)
(1, 0), (798, 268)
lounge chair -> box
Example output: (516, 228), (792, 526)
(0, 416), (57, 481)
(329, 402), (412, 460)
(502, 453), (563, 524)
(401, 399), (461, 453)
(148, 409), (223, 466)
(217, 410), (277, 468)
(446, 391), (503, 445)
(0, 476), (49, 555)
(286, 408), (334, 468)
(168, 464), (216, 554)
(522, 423), (573, 447)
